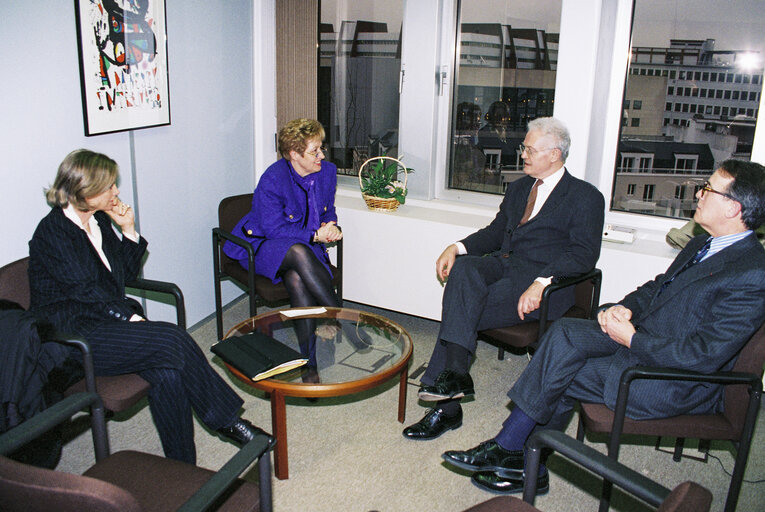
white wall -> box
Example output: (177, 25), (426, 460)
(0, 1), (256, 325)
(336, 187), (677, 321)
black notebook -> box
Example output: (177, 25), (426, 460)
(211, 331), (308, 381)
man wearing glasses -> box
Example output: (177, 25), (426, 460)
(404, 117), (605, 440)
(442, 159), (765, 495)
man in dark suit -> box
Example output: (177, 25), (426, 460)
(442, 160), (765, 495)
(28, 149), (273, 464)
(403, 117), (605, 440)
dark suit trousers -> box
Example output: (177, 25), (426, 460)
(507, 317), (624, 433)
(83, 320), (243, 464)
(422, 254), (536, 385)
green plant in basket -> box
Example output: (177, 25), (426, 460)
(360, 157), (414, 204)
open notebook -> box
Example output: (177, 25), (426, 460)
(211, 331), (308, 381)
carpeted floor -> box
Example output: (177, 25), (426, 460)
(56, 297), (765, 511)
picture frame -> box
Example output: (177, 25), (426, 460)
(74, 0), (171, 136)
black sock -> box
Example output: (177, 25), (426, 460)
(443, 340), (470, 375)
(436, 398), (462, 417)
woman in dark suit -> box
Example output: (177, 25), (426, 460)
(223, 119), (352, 364)
(29, 149), (270, 464)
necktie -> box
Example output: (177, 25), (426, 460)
(658, 237), (712, 295)
(519, 179), (543, 225)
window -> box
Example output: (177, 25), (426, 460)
(447, 0), (562, 194)
(675, 155), (698, 171)
(633, 100), (642, 110)
(627, 183), (636, 195)
(319, 1), (403, 177)
(611, 0), (764, 220)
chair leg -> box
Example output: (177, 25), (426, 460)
(249, 288), (258, 318)
(258, 449), (273, 512)
(498, 347), (505, 360)
(576, 416), (585, 442)
(598, 481), (612, 512)
(672, 437), (685, 462)
(214, 274), (224, 341)
(698, 439), (710, 461)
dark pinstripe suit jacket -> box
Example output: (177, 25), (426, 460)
(460, 170), (605, 317)
(602, 233), (765, 419)
(28, 207), (148, 336)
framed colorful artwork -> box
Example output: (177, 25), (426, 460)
(74, 0), (171, 136)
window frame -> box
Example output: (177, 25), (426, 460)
(329, 0), (765, 234)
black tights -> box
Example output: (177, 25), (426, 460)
(277, 243), (340, 350)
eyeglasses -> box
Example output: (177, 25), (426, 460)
(519, 143), (554, 157)
(699, 181), (735, 200)
(305, 146), (327, 158)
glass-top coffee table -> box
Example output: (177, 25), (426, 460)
(222, 307), (413, 479)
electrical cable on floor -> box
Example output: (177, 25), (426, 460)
(707, 452), (765, 484)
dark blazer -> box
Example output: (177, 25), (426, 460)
(461, 170), (605, 316)
(28, 207), (148, 336)
(604, 233), (765, 419)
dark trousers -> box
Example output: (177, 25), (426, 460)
(83, 320), (243, 464)
(507, 317), (622, 432)
(422, 254), (535, 385)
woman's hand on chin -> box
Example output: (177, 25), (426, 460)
(106, 199), (136, 235)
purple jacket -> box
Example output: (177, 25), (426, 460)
(223, 158), (338, 283)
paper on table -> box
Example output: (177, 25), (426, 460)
(279, 307), (327, 318)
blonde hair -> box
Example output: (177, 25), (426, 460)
(277, 118), (325, 160)
(45, 149), (119, 210)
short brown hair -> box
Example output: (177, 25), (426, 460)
(277, 118), (325, 159)
(45, 149), (119, 210)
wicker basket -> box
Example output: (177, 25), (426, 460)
(358, 156), (408, 212)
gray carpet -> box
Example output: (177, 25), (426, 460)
(56, 297), (765, 511)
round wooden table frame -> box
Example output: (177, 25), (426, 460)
(223, 307), (413, 479)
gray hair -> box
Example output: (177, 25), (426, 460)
(527, 117), (571, 162)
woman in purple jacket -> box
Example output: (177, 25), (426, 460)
(223, 119), (345, 361)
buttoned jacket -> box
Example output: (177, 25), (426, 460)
(28, 207), (147, 336)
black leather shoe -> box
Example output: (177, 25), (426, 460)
(217, 418), (275, 448)
(402, 407), (462, 440)
(471, 470), (549, 495)
(418, 369), (475, 401)
(442, 440), (524, 473)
